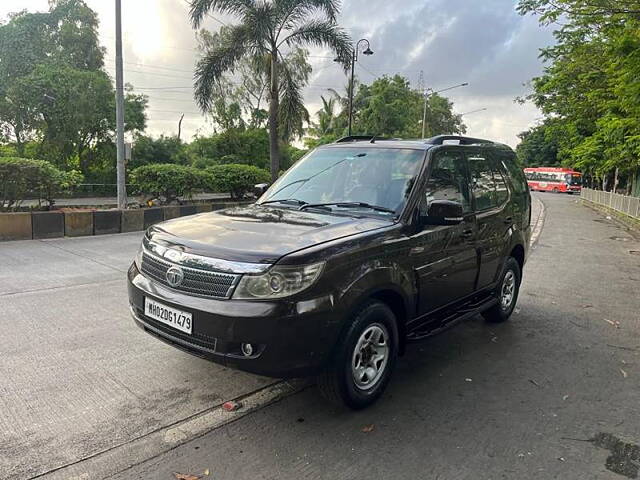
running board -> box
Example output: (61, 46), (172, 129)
(407, 296), (498, 342)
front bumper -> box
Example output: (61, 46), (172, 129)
(127, 263), (338, 378)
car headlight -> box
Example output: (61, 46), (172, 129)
(233, 262), (325, 300)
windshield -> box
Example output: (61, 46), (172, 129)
(566, 173), (582, 185)
(260, 147), (424, 214)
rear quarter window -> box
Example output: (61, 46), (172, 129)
(500, 152), (528, 194)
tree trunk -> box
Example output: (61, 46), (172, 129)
(14, 126), (24, 157)
(268, 50), (281, 183)
(613, 167), (619, 193)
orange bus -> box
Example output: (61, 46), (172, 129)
(524, 167), (582, 194)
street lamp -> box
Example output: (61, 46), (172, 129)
(459, 107), (488, 117)
(347, 38), (373, 136)
(421, 82), (469, 138)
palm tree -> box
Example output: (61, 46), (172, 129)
(189, 0), (353, 182)
(316, 95), (335, 135)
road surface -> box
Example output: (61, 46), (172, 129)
(2, 194), (639, 480)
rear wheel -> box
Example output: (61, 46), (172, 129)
(483, 257), (521, 323)
(317, 300), (398, 409)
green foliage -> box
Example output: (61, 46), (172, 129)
(130, 164), (207, 204)
(205, 164), (270, 199)
(518, 0), (640, 192)
(0, 0), (147, 175)
(305, 75), (466, 143)
(0, 157), (83, 211)
(190, 0), (353, 179)
(131, 135), (188, 169)
(187, 128), (270, 169)
(516, 123), (560, 167)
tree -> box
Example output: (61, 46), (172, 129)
(131, 134), (189, 169)
(518, 0), (640, 192)
(189, 0), (353, 182)
(516, 123), (560, 167)
(306, 75), (466, 143)
(0, 0), (147, 178)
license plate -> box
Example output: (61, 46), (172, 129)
(144, 297), (192, 334)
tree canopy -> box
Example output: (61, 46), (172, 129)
(0, 0), (147, 176)
(517, 0), (640, 193)
(305, 74), (466, 147)
(189, 0), (353, 181)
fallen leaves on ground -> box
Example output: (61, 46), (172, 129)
(174, 473), (200, 480)
(362, 424), (375, 433)
(604, 319), (621, 328)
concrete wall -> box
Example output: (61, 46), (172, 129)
(0, 201), (250, 241)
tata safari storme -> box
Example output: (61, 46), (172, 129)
(128, 135), (531, 409)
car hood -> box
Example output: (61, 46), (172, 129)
(148, 204), (393, 264)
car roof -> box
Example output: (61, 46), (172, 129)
(320, 135), (513, 152)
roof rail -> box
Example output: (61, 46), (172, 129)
(335, 135), (390, 143)
(425, 135), (494, 145)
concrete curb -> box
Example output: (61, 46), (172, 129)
(530, 195), (546, 248)
(38, 380), (308, 480)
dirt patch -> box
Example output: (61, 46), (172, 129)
(591, 432), (640, 478)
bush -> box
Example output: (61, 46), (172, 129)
(205, 164), (270, 199)
(0, 157), (82, 211)
(130, 164), (207, 204)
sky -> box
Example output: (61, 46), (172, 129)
(1, 0), (556, 148)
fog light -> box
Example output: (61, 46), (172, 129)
(241, 343), (254, 357)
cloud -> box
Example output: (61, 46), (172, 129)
(1, 0), (555, 147)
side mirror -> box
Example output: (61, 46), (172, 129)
(253, 183), (270, 197)
(421, 200), (464, 226)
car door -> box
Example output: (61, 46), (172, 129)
(468, 149), (511, 289)
(410, 148), (478, 315)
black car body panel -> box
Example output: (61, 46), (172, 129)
(128, 136), (531, 378)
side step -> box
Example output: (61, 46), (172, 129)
(406, 295), (498, 342)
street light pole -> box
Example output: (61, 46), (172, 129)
(347, 38), (373, 137)
(421, 82), (469, 138)
(115, 0), (127, 210)
(459, 107), (488, 117)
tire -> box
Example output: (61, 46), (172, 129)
(317, 300), (399, 409)
(482, 257), (521, 323)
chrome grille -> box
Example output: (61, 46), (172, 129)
(141, 252), (240, 299)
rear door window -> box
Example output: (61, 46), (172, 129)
(468, 154), (497, 211)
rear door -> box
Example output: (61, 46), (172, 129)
(468, 149), (512, 289)
(411, 148), (478, 315)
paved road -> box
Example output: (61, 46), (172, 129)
(112, 194), (639, 480)
(3, 194), (639, 480)
(0, 233), (273, 479)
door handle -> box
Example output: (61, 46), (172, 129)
(503, 216), (513, 225)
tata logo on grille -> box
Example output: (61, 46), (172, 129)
(166, 266), (184, 287)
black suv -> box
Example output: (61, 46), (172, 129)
(128, 135), (531, 409)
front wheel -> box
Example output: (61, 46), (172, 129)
(483, 257), (521, 323)
(317, 301), (398, 409)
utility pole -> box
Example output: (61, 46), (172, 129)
(421, 82), (469, 138)
(115, 0), (127, 209)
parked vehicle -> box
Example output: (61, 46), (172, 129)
(128, 135), (531, 409)
(524, 167), (582, 194)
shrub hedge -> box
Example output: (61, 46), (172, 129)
(0, 157), (82, 211)
(130, 164), (207, 204)
(205, 164), (270, 199)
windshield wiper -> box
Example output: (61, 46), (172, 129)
(259, 198), (307, 207)
(299, 202), (396, 214)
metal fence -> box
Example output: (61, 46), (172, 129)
(581, 188), (640, 220)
